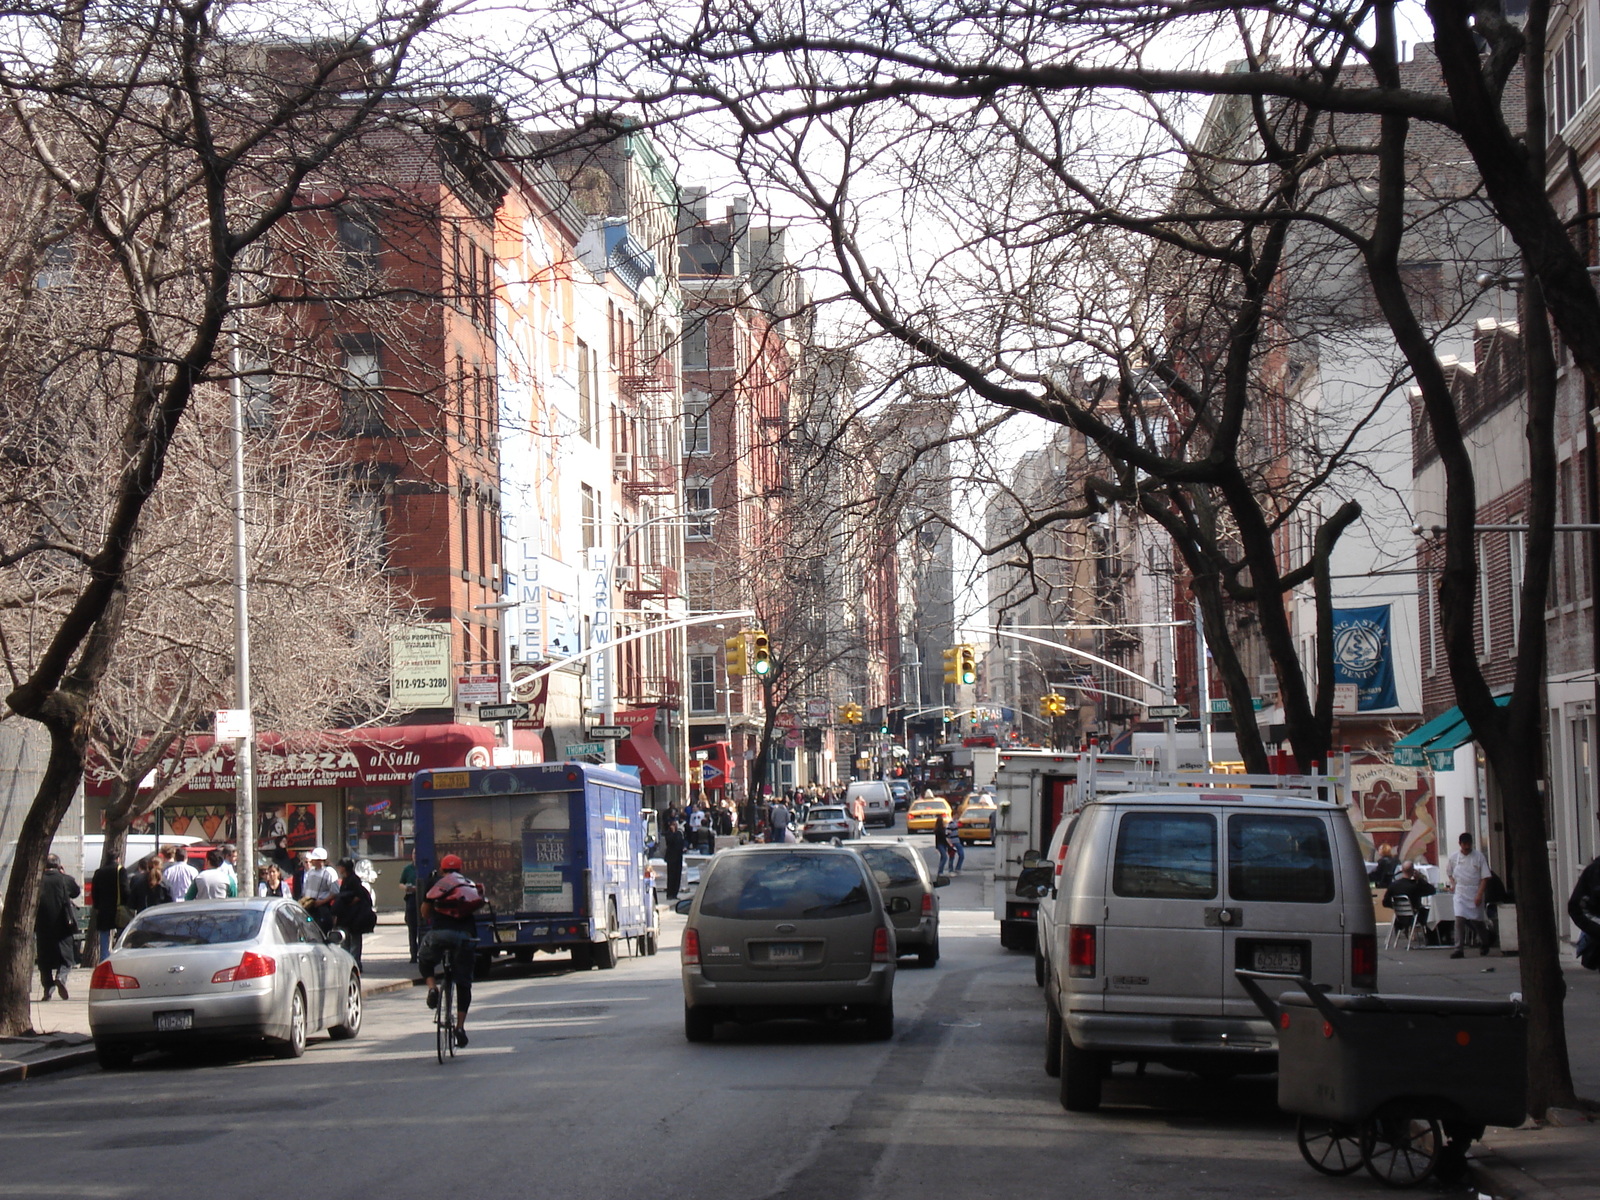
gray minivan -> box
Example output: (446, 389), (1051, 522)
(852, 838), (947, 966)
(1039, 791), (1375, 1110)
(680, 845), (898, 1041)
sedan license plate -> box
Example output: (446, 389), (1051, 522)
(766, 942), (806, 963)
(154, 1010), (194, 1032)
(1251, 944), (1305, 973)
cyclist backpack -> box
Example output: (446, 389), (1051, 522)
(428, 874), (486, 920)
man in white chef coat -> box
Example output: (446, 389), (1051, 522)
(1445, 831), (1491, 958)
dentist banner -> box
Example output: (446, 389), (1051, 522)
(1331, 604), (1397, 711)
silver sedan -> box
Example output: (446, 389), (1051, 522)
(88, 897), (362, 1068)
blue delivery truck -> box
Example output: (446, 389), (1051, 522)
(412, 762), (658, 974)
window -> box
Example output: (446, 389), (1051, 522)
(1112, 812), (1217, 899)
(681, 319), (709, 370)
(1479, 532), (1492, 656)
(1509, 526), (1526, 646)
(697, 851), (872, 921)
(685, 486), (714, 538)
(1226, 815), (1335, 904)
(340, 335), (384, 435)
(581, 483), (599, 552)
(686, 564), (716, 612)
(124, 909), (265, 948)
(689, 653), (717, 713)
(1549, 13), (1591, 137)
(578, 338), (597, 443)
(337, 206), (381, 275)
(347, 487), (386, 570)
(683, 392), (711, 455)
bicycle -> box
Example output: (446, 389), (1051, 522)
(434, 943), (457, 1063)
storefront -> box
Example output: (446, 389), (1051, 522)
(84, 724), (498, 910)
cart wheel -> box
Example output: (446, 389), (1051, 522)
(1361, 1112), (1442, 1188)
(1296, 1116), (1363, 1176)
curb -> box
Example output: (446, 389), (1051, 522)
(363, 977), (417, 997)
(0, 1045), (98, 1085)
(1471, 1151), (1559, 1200)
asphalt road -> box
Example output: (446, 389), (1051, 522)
(0, 833), (1430, 1200)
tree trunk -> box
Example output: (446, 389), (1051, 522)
(0, 713), (90, 1036)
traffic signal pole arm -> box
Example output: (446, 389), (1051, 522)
(509, 609), (757, 688)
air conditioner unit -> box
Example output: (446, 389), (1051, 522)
(1257, 673), (1280, 696)
(489, 563), (501, 586)
(613, 566), (636, 586)
(612, 452), (634, 478)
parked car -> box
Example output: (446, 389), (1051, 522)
(888, 780), (912, 812)
(799, 805), (860, 842)
(851, 838), (947, 966)
(906, 797), (952, 833)
(88, 897), (363, 1068)
(1038, 790), (1376, 1111)
(955, 798), (997, 844)
(844, 780), (895, 829)
(678, 844), (899, 1041)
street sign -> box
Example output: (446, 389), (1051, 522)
(479, 702), (531, 722)
(457, 675), (500, 704)
(589, 725), (631, 739)
(214, 708), (253, 739)
(1148, 704), (1189, 719)
(1208, 698), (1267, 713)
(564, 742), (604, 757)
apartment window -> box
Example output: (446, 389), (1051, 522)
(1478, 532), (1492, 658)
(681, 320), (709, 371)
(686, 486), (714, 538)
(1509, 526), (1526, 647)
(1424, 571), (1437, 676)
(683, 392), (711, 455)
(686, 563), (716, 612)
(347, 487), (386, 570)
(581, 483), (599, 552)
(337, 206), (381, 275)
(689, 654), (717, 714)
(339, 335), (384, 435)
(1549, 13), (1591, 136)
(459, 478), (471, 577)
(578, 339), (596, 443)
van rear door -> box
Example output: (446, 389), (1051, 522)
(1220, 808), (1345, 1018)
(1099, 807), (1224, 1016)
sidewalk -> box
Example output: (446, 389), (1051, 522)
(1374, 940), (1599, 1200)
(0, 912), (421, 1084)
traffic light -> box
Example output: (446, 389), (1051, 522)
(751, 629), (772, 676)
(958, 644), (977, 686)
(942, 646), (960, 685)
(838, 703), (854, 724)
(842, 702), (863, 724)
(1041, 692), (1068, 717)
(943, 708), (955, 722)
(725, 634), (747, 676)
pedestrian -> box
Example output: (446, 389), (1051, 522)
(1446, 831), (1492, 957)
(90, 849), (126, 964)
(948, 822), (966, 875)
(664, 817), (686, 899)
(186, 848), (238, 899)
(35, 854), (81, 1001)
(1569, 853), (1600, 969)
(1383, 860), (1438, 926)
(219, 843), (238, 889)
(933, 815), (951, 876)
(401, 857), (420, 962)
(141, 858), (173, 908)
(770, 799), (790, 844)
(257, 862), (294, 899)
(331, 858), (376, 965)
(1369, 842), (1399, 888)
(299, 847), (340, 931)
(162, 846), (198, 902)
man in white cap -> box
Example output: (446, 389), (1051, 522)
(299, 847), (340, 931)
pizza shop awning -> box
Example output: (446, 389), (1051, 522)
(614, 707), (684, 787)
(1393, 696), (1509, 770)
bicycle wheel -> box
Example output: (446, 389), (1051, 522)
(435, 955), (456, 1063)
(1296, 1116), (1363, 1176)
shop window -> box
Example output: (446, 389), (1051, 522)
(348, 786), (411, 859)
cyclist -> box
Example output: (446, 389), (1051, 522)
(418, 854), (485, 1047)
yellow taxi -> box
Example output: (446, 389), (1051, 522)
(954, 796), (997, 844)
(906, 796), (953, 833)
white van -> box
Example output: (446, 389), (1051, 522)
(1039, 790), (1375, 1111)
(844, 781), (895, 829)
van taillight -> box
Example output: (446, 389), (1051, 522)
(212, 952), (276, 983)
(921, 893), (934, 917)
(89, 961), (139, 990)
(682, 928), (701, 966)
(1068, 924), (1096, 978)
(1054, 843), (1070, 878)
(1351, 933), (1377, 989)
(872, 926), (893, 963)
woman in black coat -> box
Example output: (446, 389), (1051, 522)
(35, 855), (81, 1000)
(330, 859), (375, 965)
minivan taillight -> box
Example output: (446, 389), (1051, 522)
(872, 926), (893, 963)
(682, 928), (701, 966)
(1067, 924), (1097, 978)
(921, 892), (934, 917)
(90, 961), (139, 990)
(212, 952), (276, 983)
(1351, 933), (1377, 989)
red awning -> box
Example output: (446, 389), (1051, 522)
(614, 707), (684, 787)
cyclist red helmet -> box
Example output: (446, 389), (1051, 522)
(439, 854), (464, 871)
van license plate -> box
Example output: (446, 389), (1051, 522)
(766, 943), (805, 963)
(154, 1010), (193, 1032)
(1252, 945), (1305, 973)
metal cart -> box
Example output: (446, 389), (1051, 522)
(1237, 971), (1527, 1188)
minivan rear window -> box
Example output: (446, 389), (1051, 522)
(854, 846), (922, 888)
(1227, 814), (1336, 903)
(698, 852), (873, 920)
(1112, 812), (1218, 899)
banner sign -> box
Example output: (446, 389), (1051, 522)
(391, 623), (453, 709)
(1331, 605), (1397, 710)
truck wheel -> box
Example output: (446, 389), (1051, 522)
(593, 937), (618, 970)
(1044, 1001), (1062, 1078)
(472, 953), (493, 981)
(1059, 1026), (1103, 1112)
(865, 1001), (894, 1041)
(570, 943), (592, 970)
(999, 921), (1016, 950)
(684, 1005), (715, 1042)
(1034, 950), (1046, 987)
(645, 931), (659, 956)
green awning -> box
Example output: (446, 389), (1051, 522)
(1393, 696), (1510, 768)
